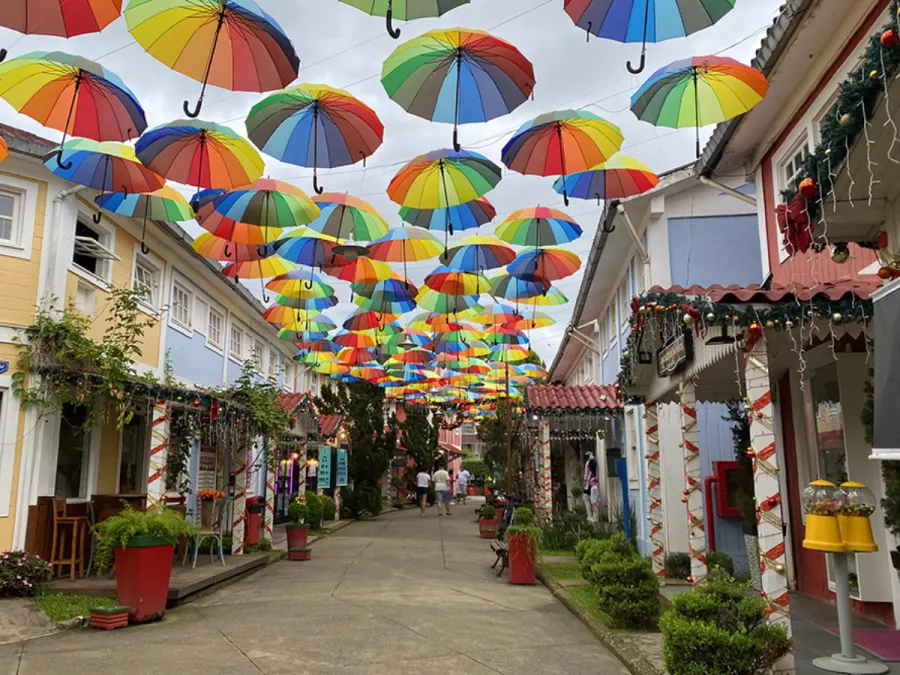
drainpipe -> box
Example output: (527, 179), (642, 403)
(616, 203), (651, 289)
(42, 185), (87, 310)
(704, 475), (718, 552)
(699, 175), (757, 207)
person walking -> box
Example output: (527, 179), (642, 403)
(457, 467), (470, 504)
(416, 467), (431, 517)
(432, 461), (452, 517)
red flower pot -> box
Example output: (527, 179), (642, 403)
(508, 532), (536, 585)
(479, 518), (497, 539)
(285, 525), (309, 550)
(114, 536), (174, 623)
(289, 549), (311, 561)
(90, 607), (130, 630)
(494, 505), (506, 525)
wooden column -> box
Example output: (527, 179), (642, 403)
(680, 380), (707, 586)
(534, 419), (552, 520)
(644, 402), (666, 583)
(147, 401), (170, 508)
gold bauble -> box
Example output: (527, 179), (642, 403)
(683, 313), (694, 326)
(840, 113), (853, 127)
(833, 313), (843, 323)
(706, 313), (715, 321)
(786, 320), (794, 329)
(765, 321), (775, 329)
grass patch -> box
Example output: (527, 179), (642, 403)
(34, 593), (118, 623)
(539, 548), (574, 558)
(540, 562), (583, 580)
(564, 584), (614, 626)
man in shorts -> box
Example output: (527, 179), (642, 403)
(432, 461), (452, 517)
(416, 467), (431, 517)
(457, 467), (470, 504)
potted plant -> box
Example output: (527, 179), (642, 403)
(197, 489), (224, 528)
(92, 506), (194, 623)
(289, 547), (312, 562)
(479, 504), (497, 539)
(286, 497), (309, 552)
(506, 507), (539, 585)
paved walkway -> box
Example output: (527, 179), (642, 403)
(1, 504), (629, 675)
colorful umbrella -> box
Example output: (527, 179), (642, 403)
(1, 1), (122, 53)
(334, 330), (378, 349)
(443, 235), (515, 272)
(367, 227), (443, 277)
(46, 139), (164, 198)
(96, 185), (192, 254)
(275, 230), (344, 271)
(517, 286), (570, 306)
(399, 196), (495, 234)
(274, 294), (339, 311)
(309, 192), (389, 243)
(191, 187), (225, 213)
(501, 110), (623, 205)
(631, 56), (769, 157)
(488, 270), (550, 302)
(483, 327), (529, 345)
(262, 305), (314, 326)
(416, 289), (481, 315)
(424, 266), (490, 296)
(350, 364), (387, 381)
(564, 0), (736, 73)
(196, 203), (284, 245)
(343, 310), (397, 332)
(266, 269), (334, 298)
(136, 119), (264, 190)
(246, 84), (383, 194)
(553, 154), (659, 204)
(495, 206), (583, 247)
(510, 311), (555, 331)
(471, 303), (522, 326)
(507, 248), (582, 283)
(324, 257), (393, 285)
(0, 51), (145, 168)
(336, 347), (377, 365)
(192, 231), (273, 261)
(354, 279), (418, 314)
(314, 361), (351, 375)
(338, 0), (469, 39)
(381, 28), (534, 150)
(125, 0), (300, 118)
(0, 136), (7, 163)
(221, 257), (295, 280)
(281, 313), (337, 332)
(352, 275), (412, 299)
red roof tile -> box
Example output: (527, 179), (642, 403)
(319, 414), (343, 437)
(276, 392), (307, 413)
(527, 384), (621, 411)
(647, 281), (880, 304)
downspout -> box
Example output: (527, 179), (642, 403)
(699, 175), (757, 207)
(704, 475), (718, 552)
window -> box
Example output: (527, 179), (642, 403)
(75, 280), (95, 316)
(72, 218), (116, 280)
(193, 297), (209, 335)
(253, 339), (265, 370)
(284, 362), (294, 391)
(606, 306), (617, 349)
(118, 413), (147, 494)
(810, 363), (847, 484)
(207, 308), (224, 351)
(584, 352), (595, 384)
(132, 255), (161, 308)
(268, 348), (279, 378)
(170, 282), (192, 330)
(55, 403), (91, 498)
(230, 325), (244, 361)
(782, 141), (810, 199)
(0, 190), (20, 244)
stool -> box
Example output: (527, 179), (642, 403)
(50, 498), (88, 581)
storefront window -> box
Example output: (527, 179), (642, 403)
(811, 363), (847, 484)
(119, 413), (147, 494)
(55, 404), (89, 498)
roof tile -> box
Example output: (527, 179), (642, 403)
(646, 281), (880, 304)
(319, 414), (343, 437)
(527, 384), (621, 411)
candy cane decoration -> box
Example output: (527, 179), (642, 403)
(680, 380), (707, 586)
(644, 402), (666, 583)
(231, 445), (249, 555)
(264, 464), (275, 542)
(297, 440), (308, 496)
(534, 419), (552, 520)
(745, 338), (795, 673)
(147, 401), (170, 508)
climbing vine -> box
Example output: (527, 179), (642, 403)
(167, 410), (201, 496)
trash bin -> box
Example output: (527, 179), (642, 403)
(245, 497), (265, 546)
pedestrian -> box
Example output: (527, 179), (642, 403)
(416, 467), (431, 517)
(457, 467), (470, 504)
(432, 461), (452, 517)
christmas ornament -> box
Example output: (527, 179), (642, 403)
(882, 29), (900, 47)
(706, 312), (715, 321)
(840, 113), (853, 127)
(878, 266), (894, 280)
(748, 322), (762, 337)
(799, 177), (818, 198)
(833, 313), (843, 323)
(870, 69), (881, 81)
(775, 194), (813, 254)
(785, 320), (794, 329)
(831, 243), (850, 264)
(765, 320), (775, 329)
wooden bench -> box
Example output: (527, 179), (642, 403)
(491, 540), (509, 576)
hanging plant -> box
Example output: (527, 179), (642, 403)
(167, 409), (201, 496)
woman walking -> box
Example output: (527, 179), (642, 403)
(416, 467), (431, 516)
(432, 461), (452, 517)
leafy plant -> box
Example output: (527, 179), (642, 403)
(320, 494), (336, 521)
(540, 508), (608, 551)
(665, 552), (691, 581)
(476, 399), (526, 479)
(340, 485), (384, 518)
(287, 497), (309, 526)
(581, 543), (659, 629)
(461, 458), (489, 479)
(304, 492), (324, 529)
(707, 551), (735, 577)
(576, 533), (636, 571)
(481, 504), (496, 519)
(92, 505), (195, 573)
(724, 401), (756, 530)
(221, 359), (290, 441)
(399, 405), (439, 475)
(0, 550), (53, 597)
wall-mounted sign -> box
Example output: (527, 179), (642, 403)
(318, 445), (332, 489)
(657, 329), (693, 378)
(0, 361), (8, 376)
(391, 455), (407, 468)
(335, 449), (348, 487)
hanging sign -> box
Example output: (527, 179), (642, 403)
(318, 445), (332, 489)
(657, 329), (693, 378)
(335, 449), (348, 487)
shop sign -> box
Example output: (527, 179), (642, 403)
(318, 445), (332, 488)
(0, 361), (7, 375)
(335, 449), (348, 487)
(657, 330), (693, 378)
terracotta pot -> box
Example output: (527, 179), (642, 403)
(289, 549), (311, 561)
(286, 525), (309, 550)
(90, 607), (130, 631)
(479, 518), (497, 539)
(508, 532), (536, 585)
(114, 536), (174, 623)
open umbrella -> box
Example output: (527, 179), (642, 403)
(509, 311), (555, 331)
(507, 248), (582, 283)
(381, 27), (534, 150)
(125, 0), (300, 118)
(443, 235), (515, 272)
(338, 0), (469, 39)
(367, 227), (443, 277)
(192, 232), (273, 261)
(309, 192), (389, 244)
(324, 256), (393, 285)
(501, 110), (623, 205)
(246, 84), (383, 194)
(399, 196), (495, 233)
(424, 266), (490, 296)
(96, 185), (192, 254)
(516, 286), (569, 306)
(553, 154), (659, 204)
(266, 269), (334, 299)
(1, 1), (122, 59)
(471, 303), (522, 326)
(336, 346), (378, 365)
(343, 309), (397, 331)
(221, 257), (295, 280)
(416, 289), (480, 315)
(274, 294), (339, 311)
(488, 270), (550, 302)
(563, 0), (736, 74)
(631, 56), (768, 158)
(495, 206), (583, 247)
(334, 330), (378, 349)
(195, 203), (284, 246)
(262, 305), (314, 326)
(0, 51), (145, 168)
(354, 279), (418, 314)
(276, 230), (345, 279)
(46, 139), (164, 201)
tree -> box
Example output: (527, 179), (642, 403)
(399, 405), (438, 475)
(476, 399), (526, 479)
(315, 382), (349, 416)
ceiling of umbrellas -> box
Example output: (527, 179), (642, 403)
(0, 0), (769, 419)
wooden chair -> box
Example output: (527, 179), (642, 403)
(50, 498), (89, 581)
(183, 499), (227, 569)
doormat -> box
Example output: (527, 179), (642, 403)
(826, 628), (900, 661)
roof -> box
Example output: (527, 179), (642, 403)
(0, 123), (55, 156)
(319, 414), (343, 437)
(646, 280), (881, 303)
(439, 441), (464, 456)
(276, 392), (307, 414)
(527, 384), (622, 412)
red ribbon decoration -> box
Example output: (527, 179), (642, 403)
(775, 194), (813, 255)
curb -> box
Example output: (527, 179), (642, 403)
(535, 569), (663, 675)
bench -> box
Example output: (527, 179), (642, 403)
(489, 502), (516, 577)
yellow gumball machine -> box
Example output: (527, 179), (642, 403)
(802, 480), (845, 552)
(837, 481), (878, 553)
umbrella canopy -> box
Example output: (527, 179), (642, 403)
(136, 119), (265, 190)
(192, 232), (273, 261)
(46, 138), (164, 193)
(488, 270), (550, 301)
(631, 56), (768, 157)
(210, 179), (319, 233)
(195, 203), (284, 245)
(553, 154), (659, 203)
(0, 137), (7, 163)
(266, 269), (334, 299)
(399, 196), (495, 234)
(275, 230), (345, 269)
(0, 0), (121, 44)
(516, 286), (570, 306)
(334, 330), (378, 349)
(314, 361), (351, 375)
(325, 256), (394, 284)
(507, 248), (581, 283)
(367, 227), (443, 276)
(443, 235), (515, 272)
(350, 363), (387, 381)
(338, 0), (469, 38)
(274, 294), (339, 311)
(381, 27), (534, 149)
(416, 289), (480, 315)
(262, 305), (314, 325)
(125, 0), (300, 118)
(352, 275), (412, 299)
(387, 148), (501, 210)
(495, 206), (583, 247)
(0, 51), (145, 168)
(394, 347), (436, 365)
(246, 84), (383, 194)
(336, 347), (377, 365)
(510, 311), (555, 330)
(423, 266), (490, 296)
(471, 303), (522, 326)
(96, 185), (193, 253)
(501, 110), (623, 205)
(354, 279), (418, 313)
(564, 0), (736, 74)
(281, 313), (337, 332)
(343, 310), (397, 331)
(221, 257), (295, 279)
(309, 192), (389, 242)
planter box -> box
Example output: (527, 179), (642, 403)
(289, 549), (311, 561)
(285, 525), (309, 551)
(90, 606), (130, 631)
(114, 536), (175, 623)
(508, 532), (536, 585)
(200, 500), (215, 528)
(478, 518), (497, 539)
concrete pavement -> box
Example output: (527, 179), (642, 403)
(3, 503), (629, 675)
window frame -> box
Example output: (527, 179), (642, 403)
(229, 324), (244, 363)
(625, 408), (639, 486)
(131, 248), (163, 312)
(268, 348), (280, 379)
(253, 338), (266, 372)
(0, 188), (22, 247)
(70, 214), (117, 285)
(206, 306), (225, 353)
(169, 280), (193, 334)
(606, 305), (618, 351)
(0, 175), (39, 261)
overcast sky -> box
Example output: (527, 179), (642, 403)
(0, 0), (785, 363)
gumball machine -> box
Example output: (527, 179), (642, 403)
(837, 481), (878, 553)
(802, 480), (845, 552)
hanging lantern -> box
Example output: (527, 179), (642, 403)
(837, 481), (878, 553)
(802, 480), (846, 552)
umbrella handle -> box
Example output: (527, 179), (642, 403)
(258, 244), (268, 256)
(585, 22), (592, 42)
(55, 149), (73, 171)
(386, 6), (401, 38)
(305, 278), (314, 290)
(183, 98), (203, 119)
(626, 52), (646, 75)
(141, 241), (151, 255)
(595, 192), (602, 206)
(224, 243), (231, 258)
(313, 171), (324, 195)
(453, 128), (461, 153)
(93, 211), (103, 224)
(0, 49), (6, 63)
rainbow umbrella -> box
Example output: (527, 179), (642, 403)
(351, 363), (387, 381)
(394, 348), (436, 365)
(192, 232), (273, 261)
(221, 257), (295, 280)
(354, 279), (418, 314)
(495, 206), (583, 247)
(275, 230), (345, 272)
(336, 347), (377, 365)
(334, 330), (378, 349)
(517, 286), (570, 306)
(519, 363), (549, 378)
(501, 110), (623, 205)
(488, 344), (528, 363)
(136, 119), (264, 190)
(295, 347), (337, 363)
(283, 328), (333, 345)
(211, 179), (319, 234)
(483, 326), (528, 345)
(352, 276), (413, 299)
(315, 361), (351, 375)
(0, 51), (145, 168)
(263, 305), (315, 325)
(191, 187), (225, 213)
(46, 139), (163, 196)
(367, 227), (443, 277)
(338, 0), (469, 39)
(631, 56), (769, 157)
(343, 310), (397, 331)
(564, 0), (736, 74)
(274, 294), (339, 311)
(488, 271), (550, 302)
(416, 289), (481, 315)
(511, 311), (555, 330)
(195, 203), (283, 246)
(282, 313), (337, 332)
(1, 1), (122, 51)
(96, 185), (192, 254)
(553, 155), (659, 204)
(0, 136), (7, 163)
(507, 248), (582, 283)
(443, 235), (515, 272)
(424, 266), (490, 296)
(266, 269), (334, 299)
(472, 304), (522, 326)
(246, 84), (383, 194)
(325, 257), (394, 288)
(381, 28), (534, 150)
(125, 0), (300, 118)
(399, 196), (495, 234)
(309, 192), (389, 243)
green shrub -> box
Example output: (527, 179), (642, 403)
(706, 551), (735, 577)
(0, 551), (52, 597)
(360, 485), (383, 516)
(572, 502), (587, 518)
(576, 533), (636, 572)
(93, 506), (194, 573)
(583, 554), (660, 629)
(481, 504), (496, 519)
(513, 506), (534, 526)
(665, 552), (691, 580)
(540, 508), (601, 551)
(304, 492), (324, 529)
(661, 573), (791, 675)
(287, 499), (308, 526)
(320, 495), (337, 521)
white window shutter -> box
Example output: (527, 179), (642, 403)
(194, 298), (208, 335)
